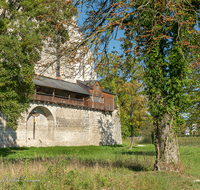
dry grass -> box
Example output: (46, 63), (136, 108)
(0, 154), (199, 190)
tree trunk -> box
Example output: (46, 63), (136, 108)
(129, 125), (134, 150)
(129, 135), (134, 150)
(154, 113), (181, 171)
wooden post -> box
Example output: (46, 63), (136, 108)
(53, 89), (55, 101)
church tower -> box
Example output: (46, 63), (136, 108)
(34, 16), (97, 83)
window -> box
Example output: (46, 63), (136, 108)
(96, 85), (98, 90)
(92, 96), (103, 103)
(56, 66), (60, 77)
(93, 96), (100, 102)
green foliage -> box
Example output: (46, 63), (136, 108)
(118, 80), (148, 138)
(187, 64), (200, 126)
(97, 53), (148, 139)
(140, 117), (154, 144)
(0, 0), (76, 129)
(143, 42), (193, 132)
(121, 123), (131, 139)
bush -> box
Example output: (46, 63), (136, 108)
(139, 132), (154, 144)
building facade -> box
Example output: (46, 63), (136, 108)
(0, 76), (122, 147)
(0, 17), (122, 148)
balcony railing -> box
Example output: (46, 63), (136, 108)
(34, 93), (114, 111)
(35, 93), (87, 106)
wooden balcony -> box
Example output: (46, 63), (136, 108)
(34, 93), (114, 112)
(35, 93), (87, 106)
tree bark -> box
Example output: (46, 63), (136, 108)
(129, 100), (134, 150)
(129, 134), (134, 150)
(129, 125), (134, 150)
(154, 113), (181, 171)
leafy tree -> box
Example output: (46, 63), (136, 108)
(187, 64), (200, 126)
(75, 0), (200, 171)
(97, 53), (148, 148)
(117, 81), (147, 149)
(0, 0), (76, 129)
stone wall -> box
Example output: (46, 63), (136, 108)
(0, 103), (122, 148)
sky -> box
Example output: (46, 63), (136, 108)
(76, 9), (124, 55)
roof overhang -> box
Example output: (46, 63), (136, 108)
(34, 75), (91, 96)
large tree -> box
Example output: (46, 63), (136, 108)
(0, 0), (76, 129)
(75, 0), (200, 171)
(97, 53), (147, 147)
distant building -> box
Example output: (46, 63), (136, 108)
(184, 127), (190, 136)
(184, 124), (198, 136)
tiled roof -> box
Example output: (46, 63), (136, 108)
(34, 76), (91, 96)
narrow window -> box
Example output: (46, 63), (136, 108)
(56, 52), (60, 77)
(56, 66), (60, 77)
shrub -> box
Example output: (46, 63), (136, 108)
(139, 132), (154, 144)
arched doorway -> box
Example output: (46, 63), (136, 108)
(26, 106), (55, 146)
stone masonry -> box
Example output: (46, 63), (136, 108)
(0, 102), (122, 147)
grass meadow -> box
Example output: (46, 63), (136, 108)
(0, 137), (199, 190)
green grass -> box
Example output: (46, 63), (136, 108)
(0, 138), (199, 189)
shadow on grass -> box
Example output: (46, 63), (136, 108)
(102, 144), (124, 148)
(0, 147), (29, 158)
(0, 151), (154, 172)
(68, 157), (153, 172)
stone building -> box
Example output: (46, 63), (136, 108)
(0, 17), (122, 148)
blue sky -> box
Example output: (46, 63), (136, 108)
(76, 10), (124, 55)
